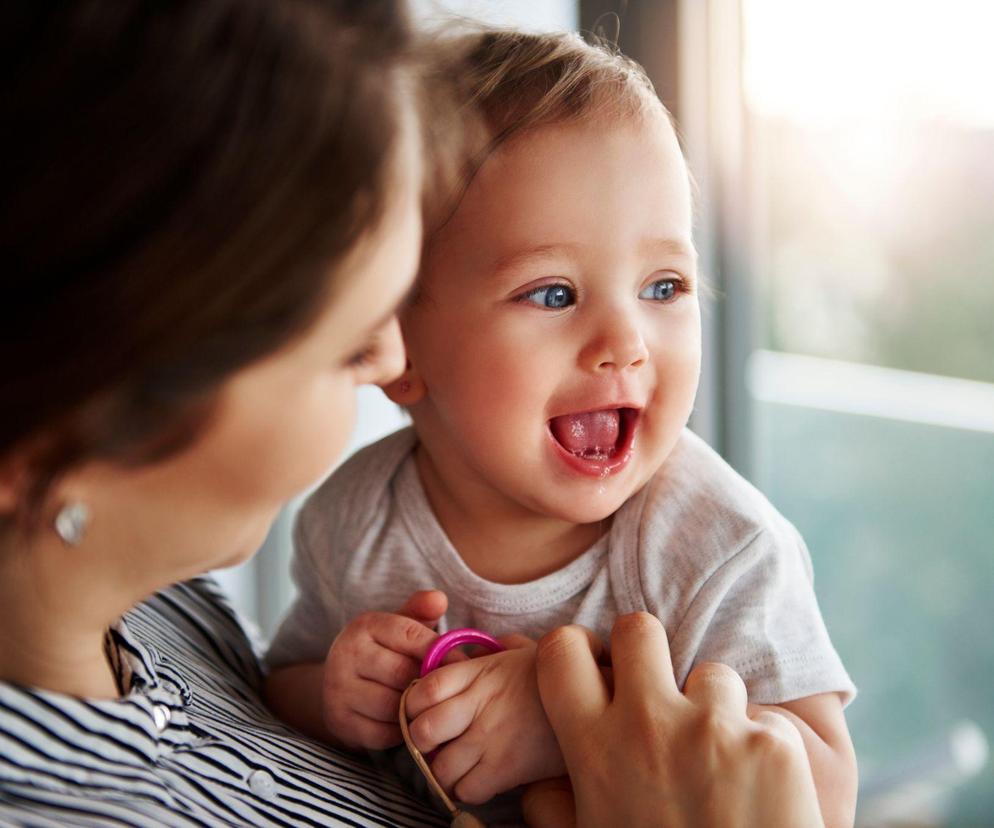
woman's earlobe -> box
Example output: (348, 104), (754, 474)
(382, 362), (426, 406)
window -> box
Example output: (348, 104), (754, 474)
(602, 0), (994, 822)
(741, 2), (994, 823)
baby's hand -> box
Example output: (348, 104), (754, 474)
(404, 635), (566, 804)
(322, 590), (447, 750)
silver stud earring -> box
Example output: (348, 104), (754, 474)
(54, 502), (90, 547)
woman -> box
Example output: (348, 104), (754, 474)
(1, 1), (440, 824)
(0, 0), (822, 825)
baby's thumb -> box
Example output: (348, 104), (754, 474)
(396, 589), (448, 625)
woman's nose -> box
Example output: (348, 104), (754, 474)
(369, 316), (407, 386)
(580, 311), (649, 372)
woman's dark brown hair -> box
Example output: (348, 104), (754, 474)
(0, 0), (414, 523)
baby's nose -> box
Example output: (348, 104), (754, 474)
(582, 315), (649, 372)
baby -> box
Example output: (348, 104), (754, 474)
(266, 29), (857, 827)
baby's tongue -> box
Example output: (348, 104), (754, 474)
(550, 409), (620, 456)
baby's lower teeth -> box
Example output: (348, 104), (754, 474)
(575, 447), (611, 459)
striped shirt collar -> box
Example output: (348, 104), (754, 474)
(0, 616), (201, 780)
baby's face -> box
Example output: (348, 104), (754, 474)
(403, 110), (701, 525)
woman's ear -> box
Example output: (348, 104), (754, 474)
(381, 360), (427, 406)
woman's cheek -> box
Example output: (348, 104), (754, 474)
(265, 375), (359, 498)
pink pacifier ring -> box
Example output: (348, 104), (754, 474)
(421, 628), (504, 677)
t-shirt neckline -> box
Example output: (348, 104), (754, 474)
(394, 447), (618, 615)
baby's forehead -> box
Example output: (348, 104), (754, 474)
(420, 109), (693, 280)
(494, 97), (676, 158)
(467, 110), (688, 208)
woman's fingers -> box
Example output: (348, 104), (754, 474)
(534, 625), (608, 747)
(683, 661), (749, 714)
(750, 708), (809, 753)
(531, 615), (825, 828)
(521, 777), (576, 828)
(609, 612), (681, 705)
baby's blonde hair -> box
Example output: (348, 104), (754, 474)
(453, 28), (660, 135)
(421, 27), (669, 231)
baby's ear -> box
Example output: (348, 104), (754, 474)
(381, 360), (427, 406)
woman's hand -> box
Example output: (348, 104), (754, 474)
(522, 613), (825, 828)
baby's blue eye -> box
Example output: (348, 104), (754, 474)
(520, 284), (575, 309)
(639, 278), (679, 302)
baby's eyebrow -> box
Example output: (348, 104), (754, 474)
(490, 243), (580, 276)
(640, 237), (698, 263)
(489, 238), (698, 278)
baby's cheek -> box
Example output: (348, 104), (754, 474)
(657, 320), (702, 384)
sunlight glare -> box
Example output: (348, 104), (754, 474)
(743, 0), (994, 128)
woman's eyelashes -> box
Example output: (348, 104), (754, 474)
(515, 274), (687, 309)
(345, 341), (378, 369)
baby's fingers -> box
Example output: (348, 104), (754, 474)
(430, 733), (486, 803)
(346, 678), (404, 724)
(395, 589), (448, 626)
(409, 692), (476, 753)
(358, 643), (421, 690)
(369, 612), (441, 660)
(405, 660), (482, 719)
(343, 714), (403, 751)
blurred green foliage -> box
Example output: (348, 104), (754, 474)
(760, 123), (994, 385)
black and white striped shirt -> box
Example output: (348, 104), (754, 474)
(0, 577), (446, 827)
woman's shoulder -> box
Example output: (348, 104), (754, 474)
(0, 585), (446, 828)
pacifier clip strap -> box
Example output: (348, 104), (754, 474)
(399, 680), (485, 828)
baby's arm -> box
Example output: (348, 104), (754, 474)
(404, 635), (566, 804)
(265, 590), (447, 750)
(748, 692), (857, 828)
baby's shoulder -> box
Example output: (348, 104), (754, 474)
(625, 429), (802, 575)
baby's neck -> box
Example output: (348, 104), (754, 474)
(414, 446), (609, 584)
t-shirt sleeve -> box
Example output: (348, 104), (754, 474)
(264, 504), (347, 670)
(668, 524), (856, 707)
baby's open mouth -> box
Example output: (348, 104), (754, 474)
(548, 408), (638, 460)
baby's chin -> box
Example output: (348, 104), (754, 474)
(529, 488), (636, 527)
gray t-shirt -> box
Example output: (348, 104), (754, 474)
(269, 426), (853, 707)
